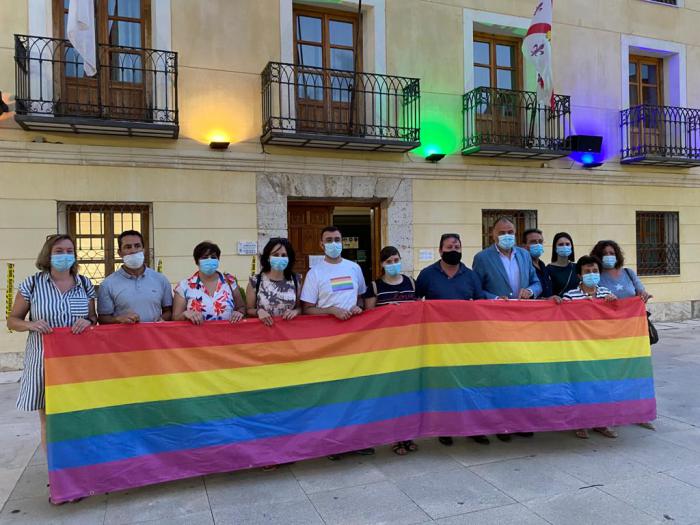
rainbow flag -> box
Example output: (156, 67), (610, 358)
(44, 299), (655, 503)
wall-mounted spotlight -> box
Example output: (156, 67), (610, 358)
(209, 140), (230, 150)
(425, 153), (446, 163)
(565, 134), (604, 169)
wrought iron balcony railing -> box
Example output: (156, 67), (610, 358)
(620, 104), (700, 167)
(261, 62), (420, 152)
(14, 34), (178, 138)
(463, 87), (571, 160)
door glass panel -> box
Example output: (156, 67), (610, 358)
(329, 20), (353, 46)
(641, 64), (657, 84)
(497, 69), (514, 90)
(108, 20), (142, 47)
(629, 62), (637, 83)
(64, 45), (86, 78)
(473, 41), (490, 65)
(474, 66), (490, 88)
(330, 48), (354, 71)
(331, 75), (352, 102)
(297, 44), (322, 67)
(629, 84), (639, 106)
(109, 0), (141, 18)
(297, 73), (323, 100)
(110, 52), (143, 82)
(297, 16), (322, 42)
(496, 44), (514, 67)
(642, 85), (659, 106)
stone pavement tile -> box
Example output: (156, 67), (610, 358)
(656, 429), (700, 453)
(27, 446), (45, 467)
(212, 497), (323, 525)
(470, 456), (584, 502)
(395, 467), (514, 519)
(444, 438), (540, 468)
(523, 488), (662, 525)
(0, 468), (24, 510)
(373, 438), (463, 480)
(309, 480), (429, 525)
(545, 445), (655, 485)
(0, 373), (21, 385)
(638, 415), (695, 434)
(666, 464), (700, 489)
(435, 503), (549, 524)
(104, 477), (210, 524)
(7, 465), (49, 502)
(204, 466), (306, 508)
(0, 425), (39, 471)
(600, 473), (700, 524)
(132, 510), (214, 525)
(290, 455), (387, 494)
(0, 494), (108, 525)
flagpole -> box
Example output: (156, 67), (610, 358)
(348, 0), (361, 136)
(93, 0), (102, 116)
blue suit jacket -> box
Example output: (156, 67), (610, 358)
(472, 245), (542, 299)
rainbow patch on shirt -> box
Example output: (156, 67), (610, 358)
(330, 276), (354, 292)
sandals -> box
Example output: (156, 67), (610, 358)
(575, 429), (589, 439)
(392, 440), (418, 456)
(593, 427), (618, 438)
(639, 422), (656, 431)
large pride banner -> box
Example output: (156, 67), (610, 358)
(44, 298), (655, 503)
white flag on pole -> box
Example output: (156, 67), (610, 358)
(522, 0), (553, 108)
(67, 0), (97, 77)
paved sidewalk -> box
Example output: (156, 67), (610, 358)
(1, 322), (699, 524)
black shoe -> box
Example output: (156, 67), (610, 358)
(496, 433), (512, 442)
(354, 448), (375, 456)
(471, 435), (490, 445)
(516, 432), (534, 438)
(438, 436), (454, 446)
(328, 454), (343, 461)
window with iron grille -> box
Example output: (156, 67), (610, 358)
(636, 211), (680, 276)
(646, 0), (677, 5)
(481, 209), (538, 249)
(60, 203), (152, 285)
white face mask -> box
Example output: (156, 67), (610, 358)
(122, 251), (145, 270)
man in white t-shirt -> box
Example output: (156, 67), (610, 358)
(301, 225), (367, 320)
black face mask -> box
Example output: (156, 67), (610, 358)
(441, 251), (462, 265)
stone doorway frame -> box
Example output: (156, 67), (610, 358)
(256, 173), (414, 273)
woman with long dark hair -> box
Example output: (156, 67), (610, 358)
(246, 237), (301, 326)
(547, 232), (579, 297)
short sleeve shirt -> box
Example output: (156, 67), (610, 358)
(300, 259), (367, 310)
(97, 267), (173, 322)
(175, 271), (239, 321)
(363, 275), (416, 306)
(415, 261), (485, 300)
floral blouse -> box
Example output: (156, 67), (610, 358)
(175, 271), (239, 321)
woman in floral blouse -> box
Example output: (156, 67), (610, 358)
(173, 241), (246, 324)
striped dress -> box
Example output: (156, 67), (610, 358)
(17, 272), (95, 411)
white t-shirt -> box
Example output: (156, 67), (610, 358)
(300, 259), (367, 310)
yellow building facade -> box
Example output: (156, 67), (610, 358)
(0, 0), (699, 368)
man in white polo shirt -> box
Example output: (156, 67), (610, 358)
(301, 225), (371, 460)
(301, 225), (366, 320)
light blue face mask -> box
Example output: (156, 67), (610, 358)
(602, 255), (617, 269)
(384, 262), (401, 277)
(529, 244), (544, 258)
(582, 272), (600, 287)
(270, 256), (289, 271)
(497, 234), (516, 250)
(324, 242), (342, 259)
(51, 253), (76, 272)
(556, 245), (572, 258)
(198, 258), (219, 276)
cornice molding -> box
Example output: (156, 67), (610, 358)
(1, 140), (700, 188)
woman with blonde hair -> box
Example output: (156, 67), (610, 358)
(7, 234), (97, 452)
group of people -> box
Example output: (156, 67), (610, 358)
(7, 217), (653, 462)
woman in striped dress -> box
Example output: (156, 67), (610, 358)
(6, 234), (97, 451)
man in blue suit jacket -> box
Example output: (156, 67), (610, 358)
(472, 216), (542, 300)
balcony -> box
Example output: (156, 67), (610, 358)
(463, 87), (571, 160)
(620, 105), (700, 167)
(14, 34), (178, 138)
(261, 62), (420, 152)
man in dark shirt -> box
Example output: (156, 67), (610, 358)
(522, 228), (553, 298)
(415, 233), (489, 446)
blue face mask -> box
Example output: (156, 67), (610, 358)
(602, 255), (617, 269)
(270, 256), (289, 271)
(51, 253), (75, 272)
(384, 262), (401, 277)
(497, 234), (516, 250)
(198, 258), (219, 276)
(556, 245), (572, 258)
(582, 272), (600, 287)
(529, 244), (544, 258)
(324, 242), (342, 259)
